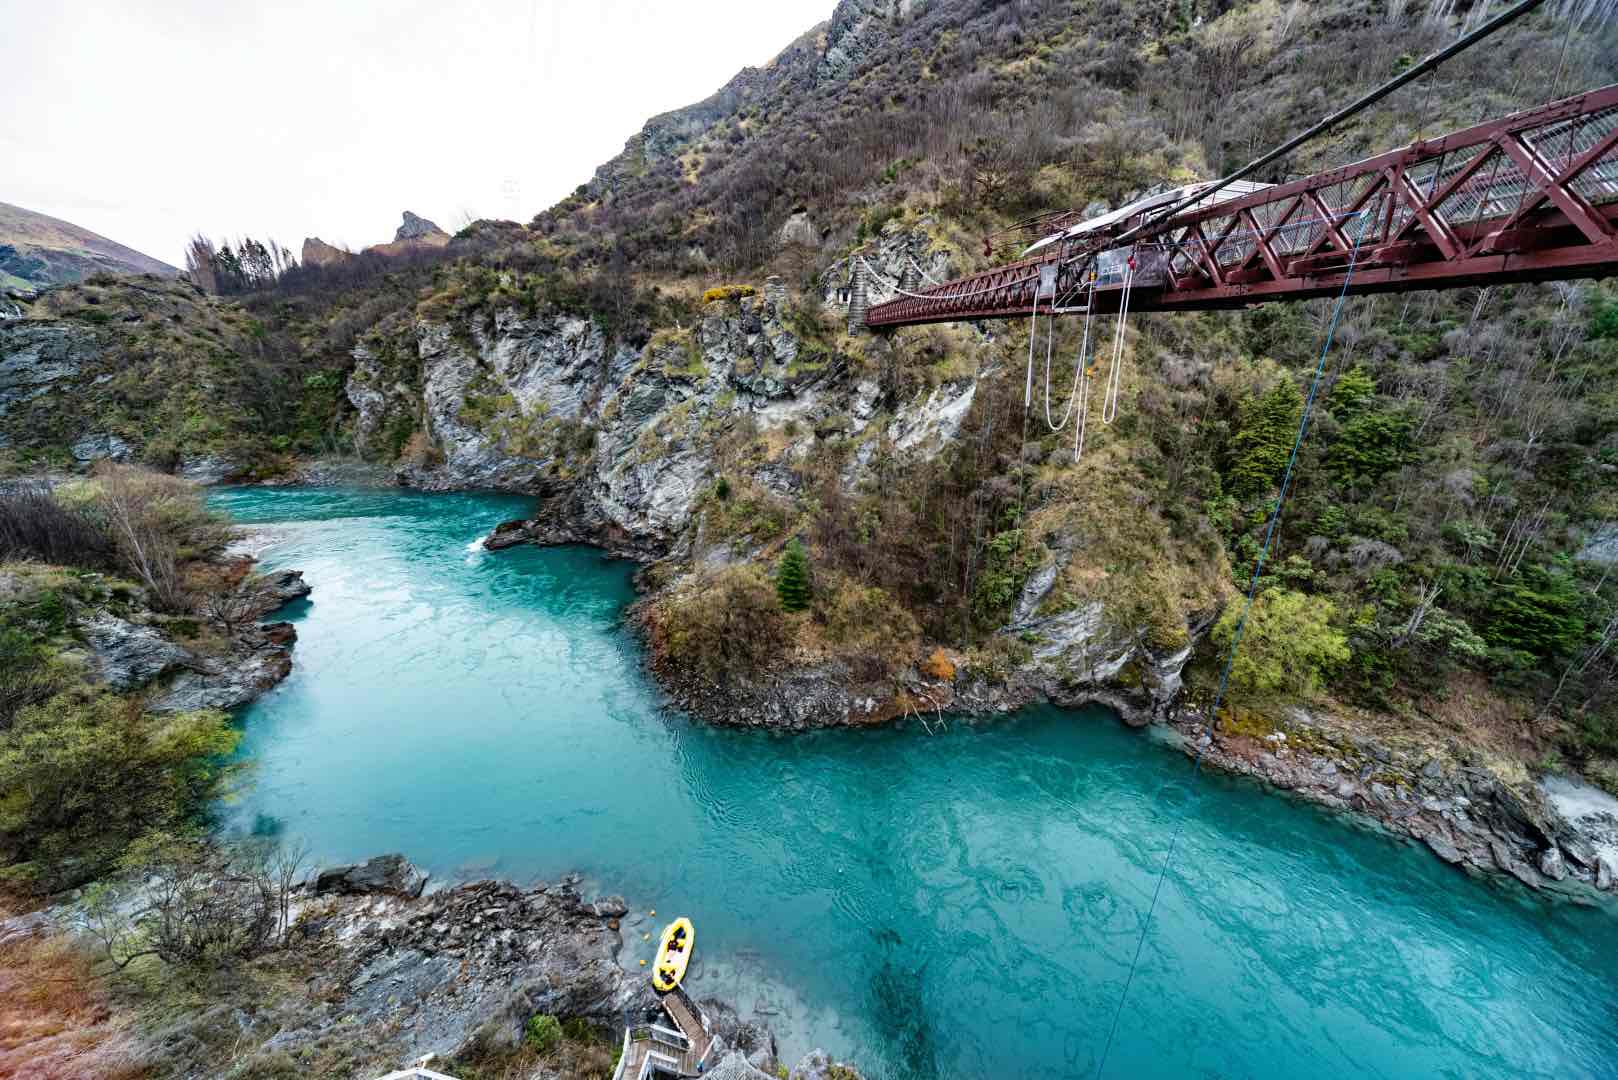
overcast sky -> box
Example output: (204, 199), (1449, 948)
(1, 0), (833, 268)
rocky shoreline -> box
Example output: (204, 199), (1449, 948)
(5, 856), (864, 1079)
(75, 561), (311, 715)
(474, 510), (1618, 903)
(194, 469), (1618, 905)
(283, 856), (858, 1078)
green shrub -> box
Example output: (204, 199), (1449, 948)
(653, 565), (790, 682)
(1211, 588), (1350, 698)
(1486, 562), (1587, 661)
(1327, 365), (1377, 420)
(525, 1014), (562, 1054)
(0, 692), (239, 890)
(1328, 409), (1413, 489)
(972, 529), (1038, 623)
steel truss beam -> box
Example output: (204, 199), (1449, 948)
(865, 85), (1618, 328)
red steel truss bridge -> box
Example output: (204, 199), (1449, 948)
(864, 84), (1618, 328)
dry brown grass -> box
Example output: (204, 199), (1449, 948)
(0, 917), (146, 1080)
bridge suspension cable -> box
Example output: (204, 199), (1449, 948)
(1093, 209), (1374, 1080)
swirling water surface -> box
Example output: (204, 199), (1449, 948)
(214, 486), (1618, 1080)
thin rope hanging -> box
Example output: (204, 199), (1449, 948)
(1100, 260), (1136, 425)
(1092, 209), (1373, 1079)
(1073, 276), (1098, 461)
(1044, 273), (1096, 435)
(1024, 300), (1043, 409)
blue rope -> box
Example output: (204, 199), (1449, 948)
(1093, 208), (1374, 1078)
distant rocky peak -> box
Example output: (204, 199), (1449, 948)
(300, 236), (350, 267)
(395, 211), (447, 243)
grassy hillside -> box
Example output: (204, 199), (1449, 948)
(0, 201), (177, 291)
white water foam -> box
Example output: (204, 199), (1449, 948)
(1542, 775), (1618, 865)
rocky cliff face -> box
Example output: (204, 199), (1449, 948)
(342, 222), (1209, 736)
(334, 223), (1618, 900)
(0, 319), (99, 420)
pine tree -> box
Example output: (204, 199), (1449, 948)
(1227, 378), (1303, 500)
(776, 538), (812, 612)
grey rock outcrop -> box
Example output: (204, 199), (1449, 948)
(791, 1048), (869, 1080)
(706, 1053), (778, 1080)
(778, 208), (819, 247)
(282, 876), (652, 1066)
(314, 854), (429, 898)
(0, 320), (99, 413)
(70, 432), (132, 462)
(152, 621), (298, 712)
(1580, 522), (1618, 565)
(819, 0), (916, 84)
(395, 211), (447, 243)
(177, 454), (238, 485)
(83, 614), (194, 689)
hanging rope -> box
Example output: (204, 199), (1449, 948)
(1045, 274), (1095, 435)
(908, 253), (948, 286)
(1093, 211), (1372, 1080)
(1099, 261), (1135, 425)
(1073, 276), (1098, 462)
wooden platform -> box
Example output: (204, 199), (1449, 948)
(612, 985), (714, 1079)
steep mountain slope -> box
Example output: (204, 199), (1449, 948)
(0, 201), (177, 291)
(5, 0), (1618, 889)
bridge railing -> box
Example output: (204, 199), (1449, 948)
(866, 83), (1618, 326)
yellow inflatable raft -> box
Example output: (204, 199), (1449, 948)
(651, 917), (694, 993)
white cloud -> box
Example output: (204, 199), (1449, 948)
(0, 0), (833, 267)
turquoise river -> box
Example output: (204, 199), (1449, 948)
(213, 486), (1618, 1080)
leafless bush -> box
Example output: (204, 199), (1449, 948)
(78, 838), (308, 970)
(1342, 539), (1405, 571)
(0, 484), (114, 569)
(193, 587), (259, 635)
(86, 464), (233, 612)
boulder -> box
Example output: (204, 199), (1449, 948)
(314, 854), (429, 898)
(590, 895), (628, 918)
(70, 433), (133, 463)
(1599, 854), (1616, 892)
(1424, 833), (1464, 865)
(700, 997), (778, 1073)
(1539, 846), (1568, 882)
(177, 454), (239, 485)
(82, 613), (193, 690)
(254, 569), (312, 613)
